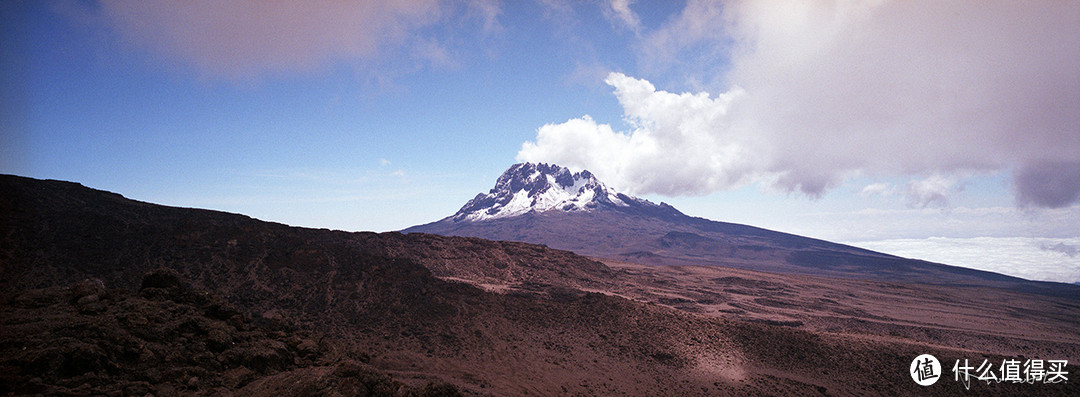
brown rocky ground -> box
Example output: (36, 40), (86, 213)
(2, 174), (1078, 395)
(0, 270), (464, 396)
(595, 261), (1080, 365)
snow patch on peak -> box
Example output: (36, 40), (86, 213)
(453, 162), (652, 222)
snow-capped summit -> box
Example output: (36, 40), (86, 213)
(452, 163), (653, 222)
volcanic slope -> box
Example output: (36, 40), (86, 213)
(2, 174), (1078, 396)
(405, 163), (1077, 296)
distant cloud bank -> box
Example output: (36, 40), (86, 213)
(519, 1), (1080, 208)
(850, 237), (1080, 284)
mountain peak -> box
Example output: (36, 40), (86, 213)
(452, 163), (652, 222)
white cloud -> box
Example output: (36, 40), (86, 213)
(724, 0), (1080, 205)
(605, 0), (642, 33)
(850, 237), (1080, 284)
(860, 182), (895, 197)
(522, 1), (1080, 208)
(518, 73), (748, 196)
(904, 174), (961, 208)
(804, 204), (1080, 242)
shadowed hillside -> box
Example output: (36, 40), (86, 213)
(2, 174), (1077, 396)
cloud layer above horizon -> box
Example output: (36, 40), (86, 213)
(851, 237), (1080, 284)
(518, 1), (1080, 208)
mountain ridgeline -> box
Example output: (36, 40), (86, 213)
(449, 163), (683, 222)
(406, 163), (1076, 296)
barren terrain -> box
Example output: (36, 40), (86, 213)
(2, 174), (1078, 396)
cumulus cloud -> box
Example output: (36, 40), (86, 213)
(521, 1), (1080, 207)
(724, 1), (1080, 199)
(518, 73), (747, 196)
(1014, 161), (1080, 209)
(859, 176), (963, 208)
(88, 0), (492, 80)
(904, 175), (961, 208)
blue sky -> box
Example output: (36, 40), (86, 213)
(2, 1), (1078, 283)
